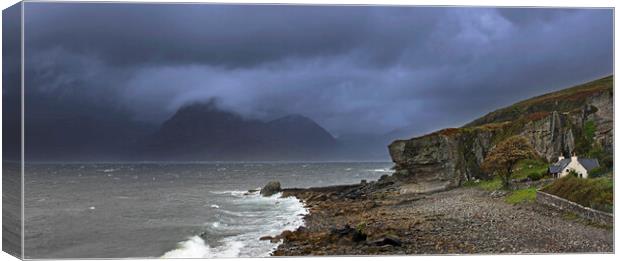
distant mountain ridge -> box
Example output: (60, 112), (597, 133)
(143, 100), (339, 161)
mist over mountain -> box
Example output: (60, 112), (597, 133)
(143, 100), (342, 161)
(22, 96), (395, 162)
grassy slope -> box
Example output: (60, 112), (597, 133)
(506, 188), (537, 204)
(542, 176), (613, 213)
(512, 159), (548, 179)
(465, 75), (613, 127)
(413, 75), (613, 142)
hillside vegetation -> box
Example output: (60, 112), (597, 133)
(465, 76), (613, 127)
(542, 176), (613, 213)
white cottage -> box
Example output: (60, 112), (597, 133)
(549, 155), (600, 179)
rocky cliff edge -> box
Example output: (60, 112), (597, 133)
(388, 76), (613, 193)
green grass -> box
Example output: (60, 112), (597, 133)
(542, 176), (613, 213)
(512, 159), (548, 180)
(505, 188), (537, 204)
(480, 178), (503, 191)
(464, 158), (548, 191)
(463, 177), (503, 191)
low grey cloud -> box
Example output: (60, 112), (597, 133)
(23, 3), (613, 137)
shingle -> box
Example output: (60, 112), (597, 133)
(578, 158), (600, 171)
(549, 158), (571, 173)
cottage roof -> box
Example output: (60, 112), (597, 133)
(548, 157), (600, 173)
(578, 158), (600, 171)
(549, 158), (571, 173)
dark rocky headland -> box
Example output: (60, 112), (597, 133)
(267, 76), (614, 255)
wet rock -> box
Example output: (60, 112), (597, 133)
(261, 181), (282, 196)
(370, 235), (402, 247)
(329, 224), (367, 243)
(310, 193), (328, 201)
(260, 235), (284, 243)
(352, 231), (367, 242)
(330, 225), (355, 236)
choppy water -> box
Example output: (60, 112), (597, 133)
(23, 162), (393, 258)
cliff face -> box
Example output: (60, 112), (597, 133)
(389, 76), (613, 192)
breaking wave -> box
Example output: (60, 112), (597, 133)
(370, 168), (394, 173)
(162, 192), (307, 258)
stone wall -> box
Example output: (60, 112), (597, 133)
(536, 190), (613, 225)
(510, 179), (554, 190)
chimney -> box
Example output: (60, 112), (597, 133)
(571, 154), (578, 161)
(558, 156), (565, 161)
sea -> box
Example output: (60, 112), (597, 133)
(23, 162), (393, 258)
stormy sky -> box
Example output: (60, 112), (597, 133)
(23, 3), (613, 138)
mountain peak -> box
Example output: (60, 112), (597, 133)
(146, 103), (337, 160)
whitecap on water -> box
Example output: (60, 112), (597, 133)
(370, 168), (395, 173)
(209, 190), (250, 197)
(161, 192), (307, 258)
(161, 236), (244, 258)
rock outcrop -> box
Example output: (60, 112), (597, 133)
(260, 181), (282, 197)
(389, 76), (613, 193)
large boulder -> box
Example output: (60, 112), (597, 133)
(260, 181), (282, 197)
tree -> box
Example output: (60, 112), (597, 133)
(481, 135), (538, 188)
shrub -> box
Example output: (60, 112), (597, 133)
(481, 136), (538, 188)
(527, 171), (542, 181)
(587, 144), (613, 170)
(541, 169), (549, 178)
(513, 159), (549, 180)
(588, 167), (605, 179)
(583, 120), (596, 142)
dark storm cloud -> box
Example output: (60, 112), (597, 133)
(23, 3), (613, 137)
(25, 3), (442, 68)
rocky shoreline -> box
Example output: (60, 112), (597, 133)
(264, 176), (613, 256)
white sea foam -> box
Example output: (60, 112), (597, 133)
(370, 168), (395, 173)
(209, 190), (250, 197)
(162, 192), (307, 258)
(161, 235), (246, 258)
(161, 236), (210, 258)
